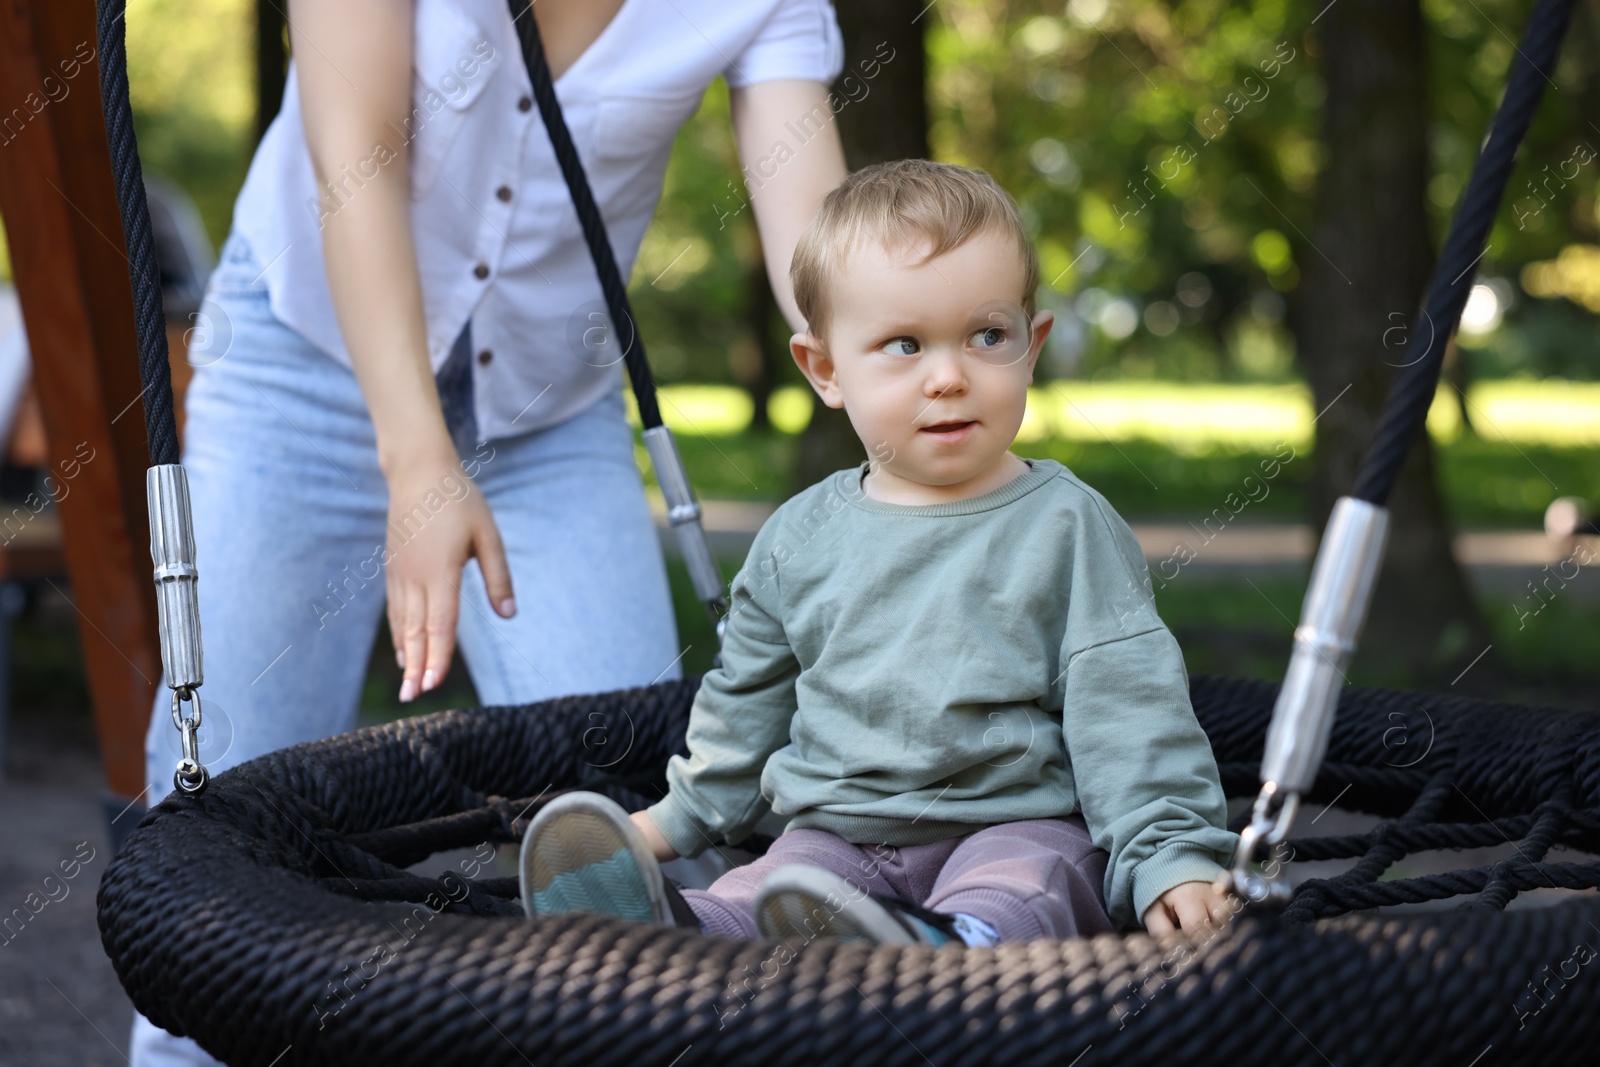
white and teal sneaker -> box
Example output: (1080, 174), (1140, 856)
(518, 791), (699, 929)
(754, 864), (964, 945)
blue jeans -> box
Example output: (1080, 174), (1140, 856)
(132, 229), (725, 1065)
(140, 228), (685, 799)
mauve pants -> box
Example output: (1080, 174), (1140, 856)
(682, 815), (1116, 942)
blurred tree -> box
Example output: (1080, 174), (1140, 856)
(791, 0), (932, 494)
(256, 0), (286, 145)
(732, 219), (784, 432)
(1295, 0), (1493, 678)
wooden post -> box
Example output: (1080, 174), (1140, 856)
(0, 0), (165, 802)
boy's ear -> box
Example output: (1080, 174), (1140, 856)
(1025, 310), (1055, 381)
(790, 332), (844, 409)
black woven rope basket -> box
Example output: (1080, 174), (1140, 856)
(97, 674), (1600, 1066)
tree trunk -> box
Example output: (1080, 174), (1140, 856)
(1295, 0), (1497, 683)
(733, 221), (782, 433)
(256, 0), (287, 145)
(789, 0), (930, 496)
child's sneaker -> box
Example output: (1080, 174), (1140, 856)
(519, 791), (699, 929)
(754, 864), (962, 945)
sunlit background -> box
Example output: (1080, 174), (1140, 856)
(0, 0), (1596, 712)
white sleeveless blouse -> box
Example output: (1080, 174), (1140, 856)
(232, 0), (843, 441)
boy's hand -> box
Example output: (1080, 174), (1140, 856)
(1141, 879), (1236, 936)
(629, 811), (680, 863)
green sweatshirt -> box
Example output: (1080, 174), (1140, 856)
(644, 456), (1238, 929)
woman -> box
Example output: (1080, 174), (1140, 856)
(133, 0), (846, 1062)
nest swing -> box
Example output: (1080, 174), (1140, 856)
(96, 0), (1600, 1063)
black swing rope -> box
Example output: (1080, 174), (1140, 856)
(508, 0), (664, 430)
(93, 0), (1600, 1064)
(95, 0), (181, 467)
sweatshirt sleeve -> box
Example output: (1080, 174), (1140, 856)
(643, 518), (801, 859)
(1054, 489), (1239, 930)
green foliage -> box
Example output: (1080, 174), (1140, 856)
(925, 0), (1316, 380)
(126, 0), (255, 247)
(624, 82), (798, 387)
(920, 0), (1600, 383)
(1437, 436), (1600, 526)
(112, 0), (1600, 386)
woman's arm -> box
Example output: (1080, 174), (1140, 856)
(289, 0), (515, 701)
(728, 79), (848, 332)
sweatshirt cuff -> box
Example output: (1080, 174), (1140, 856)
(1131, 843), (1228, 928)
(642, 793), (712, 861)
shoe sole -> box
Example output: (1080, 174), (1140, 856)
(755, 864), (914, 943)
(519, 792), (670, 926)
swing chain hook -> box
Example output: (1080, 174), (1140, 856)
(1218, 499), (1389, 910)
(1218, 780), (1298, 908)
(171, 686), (209, 795)
(149, 464), (208, 796)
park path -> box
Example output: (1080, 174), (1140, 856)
(1, 730), (131, 1067)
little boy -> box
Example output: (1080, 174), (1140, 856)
(519, 159), (1239, 946)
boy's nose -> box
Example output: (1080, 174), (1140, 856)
(921, 346), (969, 396)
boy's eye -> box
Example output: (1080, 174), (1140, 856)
(878, 337), (920, 356)
(969, 326), (1007, 348)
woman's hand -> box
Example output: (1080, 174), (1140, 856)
(385, 450), (516, 701)
(629, 810), (680, 863)
(1140, 878), (1238, 936)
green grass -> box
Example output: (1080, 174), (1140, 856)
(630, 381), (1600, 529)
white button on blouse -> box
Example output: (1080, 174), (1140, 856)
(232, 0), (844, 443)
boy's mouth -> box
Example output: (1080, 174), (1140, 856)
(921, 420), (975, 434)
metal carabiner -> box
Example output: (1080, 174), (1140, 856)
(1218, 780), (1298, 908)
(171, 687), (210, 795)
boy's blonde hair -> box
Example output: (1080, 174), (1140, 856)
(790, 159), (1039, 340)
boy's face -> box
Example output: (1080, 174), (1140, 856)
(790, 227), (1054, 502)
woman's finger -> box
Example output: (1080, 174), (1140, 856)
(386, 567), (405, 670)
(400, 581), (428, 702)
(421, 578), (457, 693)
(474, 514), (516, 618)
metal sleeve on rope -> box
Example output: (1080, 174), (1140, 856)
(643, 427), (729, 626)
(147, 465), (204, 691)
(1227, 498), (1387, 905)
(1261, 497), (1389, 793)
